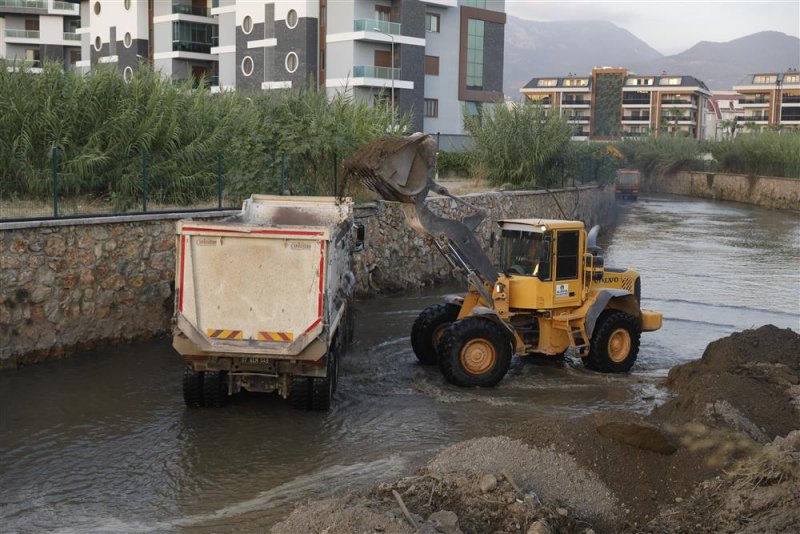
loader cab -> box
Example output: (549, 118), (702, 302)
(497, 220), (586, 310)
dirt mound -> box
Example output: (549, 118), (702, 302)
(645, 430), (800, 533)
(652, 325), (800, 442)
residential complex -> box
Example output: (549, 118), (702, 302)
(0, 0), (81, 71)
(521, 68), (712, 140)
(45, 0), (506, 142)
(732, 71), (800, 131)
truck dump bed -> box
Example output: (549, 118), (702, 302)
(174, 195), (353, 359)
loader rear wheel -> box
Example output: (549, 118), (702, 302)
(583, 310), (641, 373)
(182, 366), (204, 407)
(202, 371), (229, 407)
(438, 317), (512, 387)
(289, 376), (312, 410)
(411, 303), (460, 365)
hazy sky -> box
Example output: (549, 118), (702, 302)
(505, 0), (800, 55)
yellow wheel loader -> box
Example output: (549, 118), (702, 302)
(345, 134), (662, 387)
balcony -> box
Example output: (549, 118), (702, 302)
(782, 95), (800, 104)
(353, 65), (400, 79)
(63, 32), (80, 41)
(5, 29), (40, 39)
(741, 97), (769, 105)
(565, 116), (590, 123)
(661, 115), (695, 123)
(661, 98), (693, 105)
(562, 98), (590, 106)
(622, 131), (647, 137)
(172, 4), (212, 17)
(52, 0), (76, 9)
(622, 97), (650, 105)
(354, 19), (401, 35)
(734, 115), (768, 122)
(0, 0), (47, 9)
(622, 114), (650, 121)
(173, 40), (214, 54)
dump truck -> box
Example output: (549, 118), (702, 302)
(172, 195), (355, 410)
(615, 168), (641, 200)
(345, 134), (662, 387)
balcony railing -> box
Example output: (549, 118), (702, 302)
(172, 4), (212, 17)
(353, 65), (400, 79)
(734, 115), (769, 122)
(661, 115), (694, 122)
(622, 131), (647, 137)
(566, 116), (590, 123)
(52, 0), (78, 10)
(63, 32), (80, 41)
(562, 98), (590, 105)
(5, 29), (40, 38)
(173, 40), (213, 54)
(622, 115), (650, 121)
(5, 59), (42, 68)
(354, 19), (402, 35)
(622, 97), (650, 105)
(0, 0), (47, 9)
(741, 97), (769, 104)
(780, 111), (800, 121)
(661, 98), (693, 105)
(782, 95), (800, 103)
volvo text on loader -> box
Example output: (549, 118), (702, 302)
(345, 134), (662, 387)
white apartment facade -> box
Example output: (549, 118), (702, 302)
(0, 0), (81, 71)
(73, 0), (506, 143)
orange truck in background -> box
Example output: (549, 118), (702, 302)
(615, 169), (640, 201)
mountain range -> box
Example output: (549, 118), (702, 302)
(504, 16), (800, 96)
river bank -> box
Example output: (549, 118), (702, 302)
(274, 325), (800, 533)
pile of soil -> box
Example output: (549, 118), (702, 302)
(274, 326), (800, 533)
(652, 325), (800, 441)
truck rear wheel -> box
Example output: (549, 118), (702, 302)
(437, 317), (512, 387)
(202, 371), (229, 407)
(289, 377), (312, 410)
(411, 303), (460, 365)
(583, 310), (641, 373)
(182, 366), (204, 407)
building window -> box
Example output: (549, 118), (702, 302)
(424, 98), (438, 118)
(463, 0), (487, 8)
(425, 55), (439, 76)
(466, 18), (484, 90)
(784, 74), (800, 84)
(123, 66), (133, 83)
(241, 56), (254, 76)
(626, 77), (653, 86)
(94, 36), (102, 51)
(25, 18), (39, 31)
(375, 5), (391, 22)
(465, 101), (482, 117)
(286, 9), (298, 29)
(285, 52), (298, 73)
(753, 74), (777, 84)
(93, 2), (101, 15)
(537, 79), (557, 87)
(659, 77), (682, 85)
(69, 49), (80, 64)
(242, 16), (253, 34)
(123, 32), (132, 48)
(563, 78), (588, 87)
(425, 13), (440, 33)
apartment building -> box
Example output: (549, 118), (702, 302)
(520, 68), (711, 141)
(732, 71), (800, 131)
(0, 0), (81, 71)
(74, 0), (504, 141)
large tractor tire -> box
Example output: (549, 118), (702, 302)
(437, 317), (512, 387)
(583, 310), (641, 373)
(182, 366), (204, 407)
(202, 370), (229, 407)
(411, 303), (460, 365)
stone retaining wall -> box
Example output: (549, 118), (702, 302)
(1, 186), (615, 369)
(641, 171), (799, 210)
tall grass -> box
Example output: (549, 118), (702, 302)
(0, 62), (403, 208)
(709, 131), (800, 178)
(616, 136), (703, 177)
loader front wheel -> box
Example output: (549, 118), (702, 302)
(182, 366), (204, 407)
(438, 317), (512, 387)
(411, 303), (461, 365)
(583, 310), (641, 373)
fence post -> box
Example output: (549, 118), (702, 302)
(280, 154), (286, 195)
(142, 150), (148, 212)
(52, 146), (59, 218)
(217, 151), (223, 209)
(333, 151), (338, 197)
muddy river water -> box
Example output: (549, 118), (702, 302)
(1, 194), (798, 531)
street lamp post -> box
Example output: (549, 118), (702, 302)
(373, 27), (395, 132)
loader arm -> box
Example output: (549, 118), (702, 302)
(344, 134), (498, 301)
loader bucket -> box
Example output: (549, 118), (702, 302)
(344, 133), (437, 204)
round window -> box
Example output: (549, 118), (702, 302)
(242, 16), (253, 35)
(124, 0), (130, 10)
(93, 2), (101, 15)
(94, 36), (102, 51)
(241, 56), (254, 77)
(123, 32), (132, 48)
(285, 52), (298, 73)
(286, 9), (298, 29)
(123, 66), (133, 83)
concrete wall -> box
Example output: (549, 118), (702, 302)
(642, 171), (800, 211)
(0, 186), (614, 369)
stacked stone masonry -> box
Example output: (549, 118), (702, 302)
(1, 186), (615, 369)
